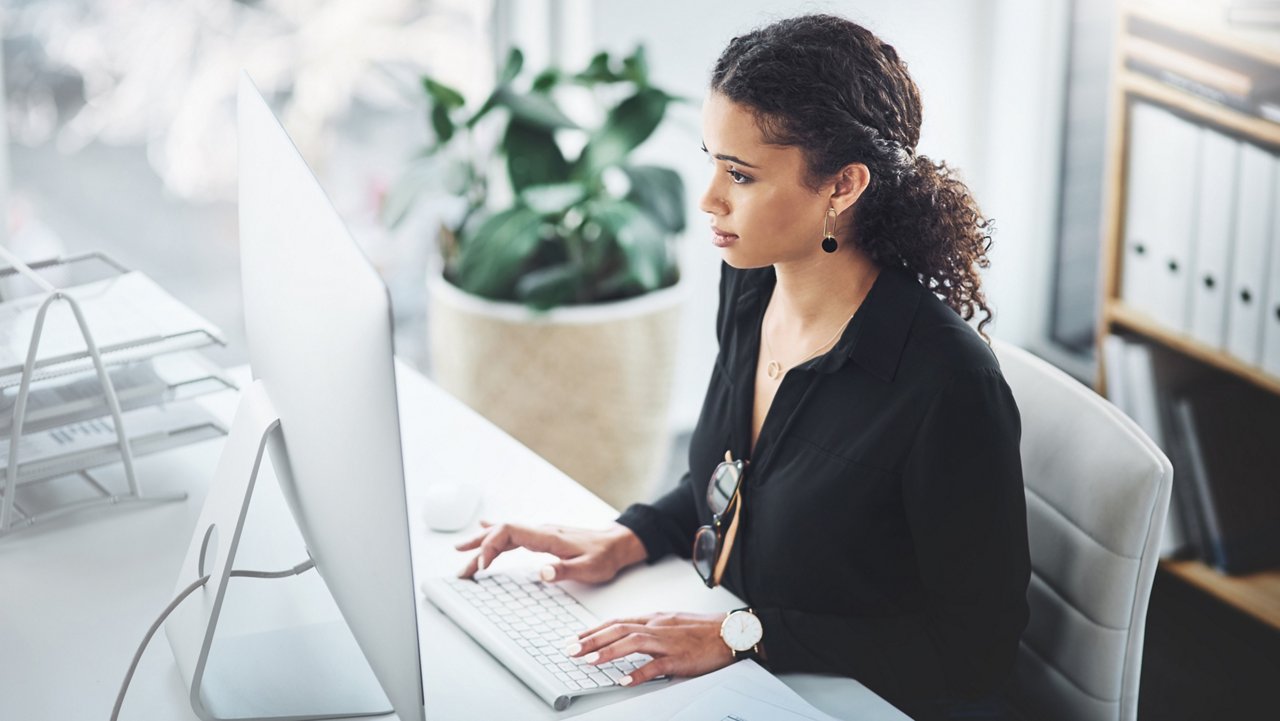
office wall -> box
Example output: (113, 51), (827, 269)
(575, 0), (1071, 428)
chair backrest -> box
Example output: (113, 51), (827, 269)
(992, 340), (1171, 721)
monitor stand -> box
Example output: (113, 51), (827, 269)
(164, 381), (391, 721)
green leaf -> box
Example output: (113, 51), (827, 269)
(622, 165), (685, 233)
(574, 52), (620, 84)
(595, 266), (643, 299)
(520, 182), (587, 215)
(466, 48), (545, 129)
(574, 88), (669, 179)
(499, 47), (524, 84)
(622, 46), (649, 85)
(467, 90), (498, 128)
(503, 120), (570, 192)
(496, 86), (579, 130)
(422, 77), (466, 109)
(588, 200), (668, 291)
(430, 103), (454, 143)
(515, 262), (584, 309)
(532, 68), (560, 93)
(456, 207), (543, 298)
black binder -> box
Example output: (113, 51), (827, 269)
(1171, 380), (1280, 574)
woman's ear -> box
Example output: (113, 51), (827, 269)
(830, 163), (871, 215)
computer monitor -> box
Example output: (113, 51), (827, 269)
(164, 72), (425, 721)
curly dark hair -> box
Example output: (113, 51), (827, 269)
(711, 14), (996, 340)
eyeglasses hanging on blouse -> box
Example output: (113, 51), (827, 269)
(693, 451), (748, 588)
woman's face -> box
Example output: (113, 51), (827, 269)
(698, 92), (834, 269)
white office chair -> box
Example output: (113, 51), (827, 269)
(992, 340), (1172, 721)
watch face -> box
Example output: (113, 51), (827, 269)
(722, 610), (763, 652)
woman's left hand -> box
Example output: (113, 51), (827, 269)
(566, 612), (735, 686)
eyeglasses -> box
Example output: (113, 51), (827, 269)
(692, 452), (747, 588)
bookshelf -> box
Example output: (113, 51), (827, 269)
(1107, 302), (1280, 397)
(1163, 559), (1280, 630)
(1120, 71), (1280, 147)
(1098, 1), (1280, 631)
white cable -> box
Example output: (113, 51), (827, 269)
(110, 559), (317, 721)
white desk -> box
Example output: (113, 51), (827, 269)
(0, 361), (907, 720)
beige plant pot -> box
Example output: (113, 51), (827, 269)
(426, 273), (686, 511)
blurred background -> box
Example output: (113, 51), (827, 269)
(2, 1), (1278, 717)
(0, 0), (1087, 406)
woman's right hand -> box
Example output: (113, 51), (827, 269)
(455, 520), (648, 584)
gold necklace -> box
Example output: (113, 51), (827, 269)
(762, 312), (854, 380)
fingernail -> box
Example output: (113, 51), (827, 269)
(540, 565), (556, 582)
(583, 651), (600, 664)
(619, 675), (633, 687)
(565, 643), (582, 655)
(476, 556), (486, 571)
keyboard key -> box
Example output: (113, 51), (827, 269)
(602, 667), (627, 682)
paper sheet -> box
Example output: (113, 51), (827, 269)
(669, 684), (833, 721)
(570, 661), (841, 721)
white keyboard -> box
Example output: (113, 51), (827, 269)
(421, 571), (664, 710)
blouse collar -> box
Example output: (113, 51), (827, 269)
(736, 263), (923, 383)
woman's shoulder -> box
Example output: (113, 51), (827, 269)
(897, 276), (1003, 383)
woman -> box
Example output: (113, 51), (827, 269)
(455, 14), (1030, 720)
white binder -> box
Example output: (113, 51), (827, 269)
(1102, 334), (1129, 411)
(1122, 103), (1201, 330)
(1225, 143), (1277, 366)
(1187, 129), (1240, 350)
(1125, 339), (1187, 556)
(1262, 152), (1280, 378)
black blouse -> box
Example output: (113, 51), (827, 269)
(616, 262), (1030, 714)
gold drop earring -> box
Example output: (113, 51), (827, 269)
(821, 207), (838, 253)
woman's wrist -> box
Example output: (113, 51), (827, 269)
(606, 522), (649, 569)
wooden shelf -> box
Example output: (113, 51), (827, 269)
(1120, 71), (1280, 148)
(1162, 559), (1280, 631)
(1105, 301), (1280, 396)
(1126, 1), (1280, 68)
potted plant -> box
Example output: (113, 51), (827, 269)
(389, 46), (688, 509)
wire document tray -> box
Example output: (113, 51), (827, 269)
(0, 250), (235, 538)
